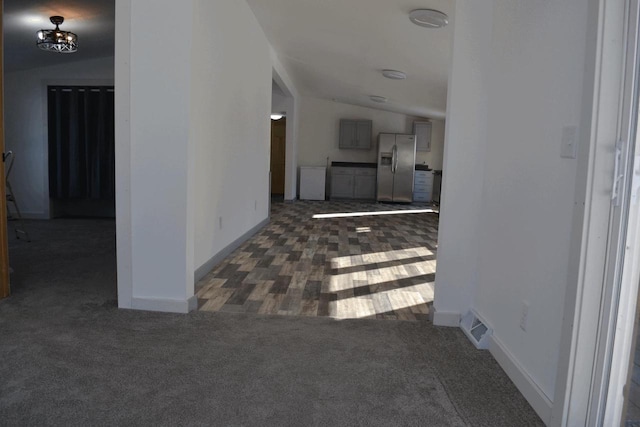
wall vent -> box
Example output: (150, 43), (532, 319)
(460, 310), (493, 349)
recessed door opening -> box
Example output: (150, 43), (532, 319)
(1, 0), (117, 305)
(270, 116), (286, 199)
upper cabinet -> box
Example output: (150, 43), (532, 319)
(414, 121), (432, 152)
(339, 119), (372, 149)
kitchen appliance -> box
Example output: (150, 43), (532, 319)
(299, 166), (326, 200)
(376, 133), (416, 203)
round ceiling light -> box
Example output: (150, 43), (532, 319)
(409, 9), (449, 29)
(370, 95), (388, 103)
(382, 70), (407, 80)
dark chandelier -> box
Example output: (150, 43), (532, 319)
(36, 16), (78, 53)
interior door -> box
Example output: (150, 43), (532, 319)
(392, 135), (416, 203)
(270, 118), (286, 195)
(0, 1), (11, 299)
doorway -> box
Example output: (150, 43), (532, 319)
(270, 117), (286, 198)
(48, 86), (115, 218)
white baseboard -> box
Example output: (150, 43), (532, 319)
(130, 295), (198, 313)
(194, 217), (269, 283)
(433, 309), (461, 327)
(489, 334), (553, 424)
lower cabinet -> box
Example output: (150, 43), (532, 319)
(354, 174), (376, 199)
(413, 170), (434, 202)
(331, 173), (354, 198)
(331, 167), (376, 200)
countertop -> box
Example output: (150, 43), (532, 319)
(331, 161), (378, 168)
(331, 161), (437, 172)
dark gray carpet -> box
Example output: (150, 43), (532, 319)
(0, 219), (543, 426)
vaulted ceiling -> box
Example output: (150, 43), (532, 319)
(247, 0), (453, 119)
(3, 0), (452, 119)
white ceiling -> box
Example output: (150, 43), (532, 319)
(248, 0), (453, 119)
(3, 0), (114, 72)
(3, 0), (452, 118)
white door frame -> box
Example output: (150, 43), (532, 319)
(271, 51), (299, 201)
(599, 0), (640, 422)
(552, 0), (640, 425)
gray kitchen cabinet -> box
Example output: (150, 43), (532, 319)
(331, 167), (377, 200)
(339, 120), (372, 149)
(414, 121), (432, 152)
(413, 170), (434, 202)
(331, 170), (355, 198)
(353, 169), (377, 199)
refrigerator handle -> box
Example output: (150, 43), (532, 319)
(392, 145), (398, 173)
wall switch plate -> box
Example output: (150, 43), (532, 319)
(561, 125), (578, 159)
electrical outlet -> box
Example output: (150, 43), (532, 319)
(520, 301), (530, 331)
(219, 217), (223, 229)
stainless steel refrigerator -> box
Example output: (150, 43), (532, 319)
(376, 133), (416, 203)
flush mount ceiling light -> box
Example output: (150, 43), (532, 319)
(271, 112), (285, 120)
(36, 16), (78, 53)
(382, 69), (407, 80)
(370, 95), (388, 103)
(409, 9), (449, 29)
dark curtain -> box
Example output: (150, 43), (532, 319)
(48, 86), (115, 200)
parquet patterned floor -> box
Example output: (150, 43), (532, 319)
(196, 200), (439, 321)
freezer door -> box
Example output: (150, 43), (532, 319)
(377, 134), (396, 202)
(392, 135), (416, 202)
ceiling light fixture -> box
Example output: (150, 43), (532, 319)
(409, 9), (449, 29)
(382, 69), (407, 80)
(36, 16), (78, 53)
(271, 112), (285, 120)
(370, 95), (388, 103)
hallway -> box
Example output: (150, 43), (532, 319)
(196, 201), (438, 320)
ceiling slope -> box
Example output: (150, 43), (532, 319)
(248, 0), (453, 119)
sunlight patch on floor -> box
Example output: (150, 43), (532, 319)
(329, 282), (434, 319)
(312, 208), (436, 219)
(328, 260), (435, 292)
(331, 247), (432, 269)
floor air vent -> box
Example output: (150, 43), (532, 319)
(460, 310), (493, 349)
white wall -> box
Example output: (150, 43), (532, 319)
(272, 91), (289, 115)
(4, 57), (114, 218)
(433, 0), (492, 327)
(475, 0), (588, 403)
(191, 0), (271, 270)
(435, 0), (593, 420)
(124, 0), (195, 311)
(116, 0), (273, 312)
(297, 96), (444, 169)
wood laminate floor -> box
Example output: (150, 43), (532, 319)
(196, 200), (439, 321)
